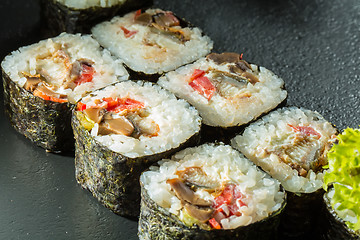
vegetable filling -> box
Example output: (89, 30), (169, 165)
(188, 53), (260, 101)
(167, 167), (249, 230)
(21, 42), (96, 103)
(77, 97), (159, 138)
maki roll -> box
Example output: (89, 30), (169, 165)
(139, 143), (286, 240)
(91, 8), (213, 80)
(321, 128), (360, 239)
(1, 33), (129, 153)
(72, 81), (201, 217)
(231, 107), (337, 238)
(158, 52), (287, 142)
(41, 0), (153, 34)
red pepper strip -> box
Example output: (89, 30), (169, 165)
(102, 97), (144, 113)
(74, 64), (95, 86)
(33, 90), (68, 103)
(77, 102), (87, 111)
(212, 184), (246, 225)
(189, 76), (215, 100)
(214, 184), (234, 209)
(208, 218), (221, 230)
(288, 124), (321, 138)
(102, 97), (119, 111)
(134, 9), (142, 20)
(120, 26), (138, 38)
(190, 69), (206, 81)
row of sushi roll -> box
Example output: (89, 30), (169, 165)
(1, 1), (359, 239)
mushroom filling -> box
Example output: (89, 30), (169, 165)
(207, 52), (259, 85)
(134, 10), (190, 43)
(167, 178), (214, 223)
(78, 97), (159, 138)
(21, 43), (95, 102)
(166, 167), (248, 229)
(188, 53), (260, 101)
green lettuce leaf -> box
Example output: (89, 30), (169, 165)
(323, 127), (360, 232)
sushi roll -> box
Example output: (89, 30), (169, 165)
(158, 52), (287, 143)
(138, 143), (286, 240)
(41, 0), (153, 35)
(231, 107), (337, 238)
(91, 8), (213, 80)
(321, 128), (360, 239)
(72, 81), (201, 217)
(1, 33), (129, 153)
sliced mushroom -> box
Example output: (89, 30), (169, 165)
(135, 12), (153, 25)
(83, 108), (105, 124)
(24, 77), (42, 92)
(241, 71), (259, 84)
(153, 12), (180, 27)
(207, 53), (259, 85)
(229, 60), (252, 73)
(151, 23), (190, 42)
(21, 72), (42, 92)
(176, 167), (219, 190)
(184, 203), (214, 223)
(33, 84), (67, 99)
(98, 116), (134, 136)
(211, 70), (249, 88)
(207, 52), (243, 65)
(167, 178), (212, 207)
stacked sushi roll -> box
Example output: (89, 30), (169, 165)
(1, 33), (128, 153)
(91, 8), (213, 80)
(321, 128), (360, 239)
(72, 81), (201, 217)
(41, 0), (153, 34)
(231, 107), (337, 238)
(158, 52), (287, 142)
(138, 143), (286, 240)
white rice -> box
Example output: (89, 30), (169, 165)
(91, 9), (213, 75)
(158, 57), (287, 127)
(231, 107), (337, 193)
(55, 0), (126, 9)
(79, 81), (201, 158)
(1, 33), (128, 104)
(141, 143), (285, 230)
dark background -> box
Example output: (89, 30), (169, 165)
(0, 0), (359, 239)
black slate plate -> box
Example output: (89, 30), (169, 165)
(1, 0), (359, 239)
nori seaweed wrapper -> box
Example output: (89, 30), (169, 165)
(138, 180), (287, 240)
(40, 0), (153, 35)
(200, 124), (244, 145)
(125, 65), (162, 82)
(2, 68), (74, 153)
(319, 191), (360, 240)
(71, 110), (200, 218)
(278, 188), (324, 239)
